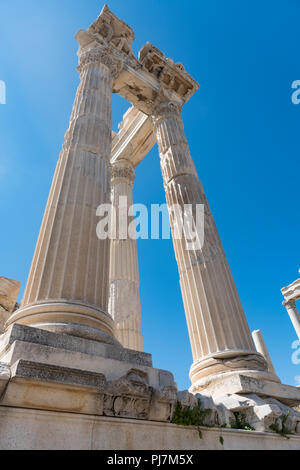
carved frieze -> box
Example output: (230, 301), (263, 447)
(139, 42), (199, 101)
(103, 369), (153, 419)
(75, 8), (199, 115)
(102, 369), (177, 421)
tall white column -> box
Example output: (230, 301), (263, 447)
(283, 300), (300, 340)
(108, 159), (144, 351)
(252, 329), (278, 378)
(7, 46), (122, 343)
(152, 100), (275, 391)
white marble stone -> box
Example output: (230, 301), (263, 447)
(6, 35), (122, 342)
(111, 107), (155, 168)
(283, 300), (300, 340)
(282, 277), (300, 339)
(252, 329), (278, 378)
(0, 406), (300, 450)
(151, 100), (275, 392)
(0, 277), (20, 333)
(109, 159), (143, 351)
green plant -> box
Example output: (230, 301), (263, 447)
(222, 412), (255, 431)
(269, 412), (292, 439)
(219, 436), (224, 445)
(171, 399), (211, 439)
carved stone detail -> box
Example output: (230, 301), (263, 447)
(88, 5), (135, 58)
(111, 159), (135, 184)
(103, 369), (152, 419)
(283, 299), (296, 309)
(139, 42), (199, 100)
(100, 368), (178, 421)
(152, 99), (182, 128)
(77, 46), (123, 78)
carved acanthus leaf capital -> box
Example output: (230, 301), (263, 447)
(283, 299), (297, 309)
(151, 98), (182, 128)
(77, 46), (123, 79)
(111, 159), (135, 185)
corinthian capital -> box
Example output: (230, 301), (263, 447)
(283, 299), (297, 309)
(77, 46), (123, 79)
(111, 159), (135, 185)
(151, 99), (182, 128)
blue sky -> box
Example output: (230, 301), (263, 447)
(1, 0), (299, 390)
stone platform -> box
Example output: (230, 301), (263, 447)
(0, 406), (300, 450)
(0, 323), (300, 450)
(0, 324), (178, 422)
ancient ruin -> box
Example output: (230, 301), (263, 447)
(282, 273), (300, 340)
(0, 5), (299, 449)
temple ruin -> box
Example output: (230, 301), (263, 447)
(0, 5), (299, 449)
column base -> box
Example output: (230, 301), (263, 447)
(190, 372), (300, 407)
(189, 349), (281, 393)
(5, 300), (116, 344)
(0, 323), (177, 425)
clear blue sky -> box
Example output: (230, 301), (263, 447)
(1, 0), (299, 390)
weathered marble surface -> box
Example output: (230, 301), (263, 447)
(0, 324), (151, 368)
(0, 277), (20, 313)
(0, 324), (299, 438)
(0, 406), (299, 450)
(2, 6), (299, 452)
(0, 277), (20, 333)
(7, 16), (120, 341)
(109, 159), (144, 351)
(282, 277), (300, 302)
(199, 373), (300, 407)
(252, 329), (278, 377)
(151, 100), (277, 392)
(0, 324), (175, 421)
(281, 277), (300, 340)
(111, 107), (155, 168)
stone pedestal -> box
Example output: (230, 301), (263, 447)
(6, 46), (123, 343)
(152, 100), (277, 392)
(109, 159), (144, 351)
(0, 323), (177, 424)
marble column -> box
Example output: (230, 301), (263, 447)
(152, 100), (276, 391)
(252, 329), (278, 378)
(108, 159), (144, 351)
(7, 46), (122, 343)
(283, 300), (300, 340)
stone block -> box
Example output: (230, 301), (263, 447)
(201, 373), (300, 407)
(0, 277), (20, 313)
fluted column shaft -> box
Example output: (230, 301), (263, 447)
(108, 159), (144, 351)
(252, 329), (278, 377)
(152, 101), (272, 390)
(284, 300), (300, 340)
(7, 46), (122, 342)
